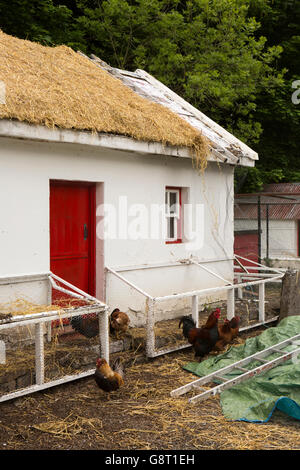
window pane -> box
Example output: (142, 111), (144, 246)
(169, 192), (177, 214)
(165, 188), (181, 242)
(168, 217), (175, 239)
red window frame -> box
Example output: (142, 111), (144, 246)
(165, 186), (182, 244)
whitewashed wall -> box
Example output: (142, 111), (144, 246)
(0, 136), (234, 325)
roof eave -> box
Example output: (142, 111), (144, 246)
(0, 119), (255, 166)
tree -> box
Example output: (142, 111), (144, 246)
(237, 0), (300, 192)
(71, 0), (284, 146)
(0, 0), (75, 45)
(0, 0), (297, 192)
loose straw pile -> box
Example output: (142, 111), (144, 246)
(33, 413), (104, 439)
(0, 298), (62, 318)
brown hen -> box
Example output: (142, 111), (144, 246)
(110, 308), (130, 339)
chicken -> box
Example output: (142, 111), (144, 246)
(70, 313), (99, 338)
(178, 315), (196, 339)
(110, 308), (130, 339)
(192, 309), (221, 358)
(94, 357), (124, 393)
(70, 307), (131, 340)
(215, 315), (241, 350)
(229, 315), (240, 338)
(179, 308), (221, 358)
(215, 319), (232, 350)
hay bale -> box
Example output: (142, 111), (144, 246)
(0, 31), (209, 170)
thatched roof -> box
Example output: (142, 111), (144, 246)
(92, 56), (258, 167)
(0, 31), (208, 169)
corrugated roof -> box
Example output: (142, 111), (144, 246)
(235, 183), (300, 220)
(263, 183), (300, 194)
(235, 203), (300, 220)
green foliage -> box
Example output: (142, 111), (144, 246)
(239, 0), (300, 192)
(0, 0), (74, 45)
(0, 0), (299, 192)
(68, 0), (284, 146)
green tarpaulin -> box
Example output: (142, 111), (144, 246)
(183, 316), (300, 422)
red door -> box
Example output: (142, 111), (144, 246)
(50, 181), (96, 297)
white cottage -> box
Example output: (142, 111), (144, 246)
(0, 32), (258, 328)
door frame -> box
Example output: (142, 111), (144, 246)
(49, 180), (96, 296)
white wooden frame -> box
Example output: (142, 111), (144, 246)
(0, 272), (108, 403)
(106, 255), (284, 358)
(165, 188), (181, 242)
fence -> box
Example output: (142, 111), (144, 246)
(106, 255), (284, 359)
(0, 273), (108, 403)
(234, 192), (300, 268)
(0, 255), (285, 403)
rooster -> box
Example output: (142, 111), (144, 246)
(215, 315), (241, 350)
(94, 357), (124, 393)
(110, 308), (130, 339)
(179, 308), (221, 358)
(178, 315), (195, 338)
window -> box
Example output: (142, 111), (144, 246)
(165, 187), (182, 243)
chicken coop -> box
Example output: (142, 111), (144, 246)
(0, 31), (273, 401)
(106, 255), (284, 358)
(0, 272), (108, 402)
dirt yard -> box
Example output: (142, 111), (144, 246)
(0, 324), (299, 451)
(1, 287), (299, 451)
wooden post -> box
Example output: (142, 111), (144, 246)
(279, 270), (300, 320)
(192, 295), (199, 327)
(237, 275), (243, 300)
(279, 270), (300, 321)
(258, 282), (265, 323)
(35, 323), (44, 385)
(146, 298), (155, 357)
(47, 276), (52, 343)
(258, 196), (262, 264)
(99, 308), (110, 363)
(227, 288), (235, 320)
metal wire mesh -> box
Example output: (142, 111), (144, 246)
(234, 193), (300, 268)
(0, 273), (108, 402)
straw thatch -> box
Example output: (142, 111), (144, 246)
(0, 31), (209, 169)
